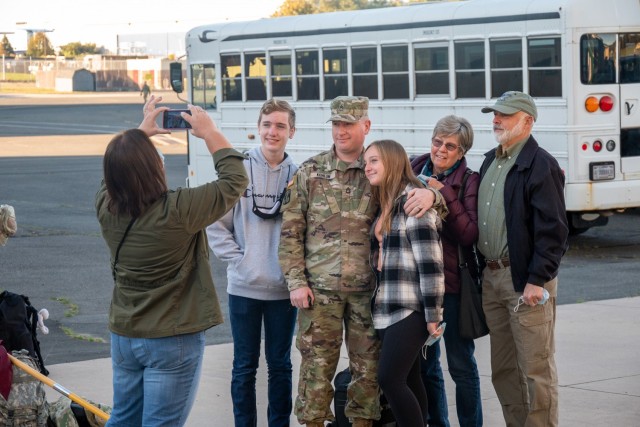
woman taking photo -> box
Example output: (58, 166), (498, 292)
(364, 139), (445, 427)
(96, 96), (248, 426)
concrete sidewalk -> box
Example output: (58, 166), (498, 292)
(44, 297), (640, 426)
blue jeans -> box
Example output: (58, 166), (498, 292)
(229, 294), (297, 427)
(422, 293), (483, 427)
(107, 331), (205, 427)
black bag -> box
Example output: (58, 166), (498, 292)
(458, 261), (489, 340)
(456, 171), (489, 340)
(330, 368), (395, 427)
(0, 291), (49, 375)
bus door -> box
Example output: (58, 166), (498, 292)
(619, 33), (640, 174)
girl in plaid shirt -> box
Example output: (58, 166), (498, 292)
(364, 139), (445, 427)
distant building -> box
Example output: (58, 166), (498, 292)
(117, 32), (185, 58)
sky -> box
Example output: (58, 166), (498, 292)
(1, 0), (284, 52)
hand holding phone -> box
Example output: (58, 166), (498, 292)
(163, 109), (192, 129)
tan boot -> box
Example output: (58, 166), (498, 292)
(305, 422), (325, 427)
(351, 419), (373, 427)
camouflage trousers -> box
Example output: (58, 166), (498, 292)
(294, 288), (381, 424)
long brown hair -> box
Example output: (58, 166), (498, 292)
(366, 139), (422, 233)
(103, 129), (168, 218)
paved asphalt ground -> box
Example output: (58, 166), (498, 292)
(1, 91), (640, 426)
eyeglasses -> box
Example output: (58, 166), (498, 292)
(249, 159), (291, 220)
(432, 138), (460, 152)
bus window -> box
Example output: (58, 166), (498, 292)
(191, 64), (216, 110)
(271, 51), (293, 97)
(245, 52), (267, 101)
(581, 34), (616, 84)
(382, 45), (409, 99)
(323, 48), (348, 100)
(296, 50), (320, 100)
(620, 33), (640, 84)
(414, 44), (449, 96)
(221, 54), (242, 101)
(528, 37), (562, 97)
(455, 41), (485, 98)
(352, 46), (378, 99)
(490, 39), (522, 97)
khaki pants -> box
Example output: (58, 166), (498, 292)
(482, 267), (558, 427)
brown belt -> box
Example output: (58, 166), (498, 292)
(486, 257), (510, 270)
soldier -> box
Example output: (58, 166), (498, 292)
(279, 96), (440, 427)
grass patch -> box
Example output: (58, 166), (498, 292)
(1, 72), (36, 82)
(60, 326), (106, 343)
(0, 81), (58, 94)
(52, 297), (79, 317)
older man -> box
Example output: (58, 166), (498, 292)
(478, 91), (568, 426)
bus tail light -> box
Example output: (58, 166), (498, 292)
(585, 96), (599, 112)
(599, 96), (614, 112)
(593, 140), (603, 152)
(585, 95), (615, 113)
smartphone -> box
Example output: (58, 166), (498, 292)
(162, 109), (192, 129)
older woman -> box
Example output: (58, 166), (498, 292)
(409, 115), (482, 427)
(365, 139), (445, 427)
(96, 96), (248, 427)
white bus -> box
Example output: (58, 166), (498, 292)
(172, 0), (640, 233)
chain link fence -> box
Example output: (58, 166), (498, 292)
(1, 57), (184, 92)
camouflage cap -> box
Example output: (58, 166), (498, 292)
(481, 91), (538, 121)
(327, 96), (369, 123)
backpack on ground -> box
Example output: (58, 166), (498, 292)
(330, 368), (396, 427)
(0, 349), (49, 427)
(0, 291), (48, 376)
(48, 397), (111, 427)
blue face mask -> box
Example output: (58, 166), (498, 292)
(514, 289), (550, 312)
(422, 322), (447, 359)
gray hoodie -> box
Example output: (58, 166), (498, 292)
(207, 146), (297, 300)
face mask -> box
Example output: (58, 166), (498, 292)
(514, 288), (550, 312)
(422, 322), (446, 359)
(249, 159), (291, 220)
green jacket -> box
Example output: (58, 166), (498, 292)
(279, 146), (378, 293)
(96, 148), (248, 338)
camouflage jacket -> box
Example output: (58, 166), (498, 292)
(279, 147), (378, 292)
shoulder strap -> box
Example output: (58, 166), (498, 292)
(457, 168), (473, 202)
(457, 169), (473, 266)
(112, 218), (136, 282)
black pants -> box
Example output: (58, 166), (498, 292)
(377, 311), (429, 427)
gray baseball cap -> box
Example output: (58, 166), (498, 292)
(482, 91), (538, 121)
(327, 96), (369, 123)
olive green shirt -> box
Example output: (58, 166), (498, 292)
(477, 139), (526, 260)
(96, 148), (248, 338)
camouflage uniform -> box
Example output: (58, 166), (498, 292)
(279, 96), (381, 425)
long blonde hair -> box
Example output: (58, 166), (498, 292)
(366, 139), (422, 234)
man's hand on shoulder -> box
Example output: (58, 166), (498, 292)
(404, 188), (436, 218)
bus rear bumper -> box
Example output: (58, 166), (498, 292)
(566, 181), (640, 212)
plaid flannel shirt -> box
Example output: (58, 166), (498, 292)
(370, 184), (445, 330)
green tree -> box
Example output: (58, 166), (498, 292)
(26, 32), (54, 57)
(273, 0), (402, 16)
(59, 42), (103, 58)
(0, 35), (16, 57)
